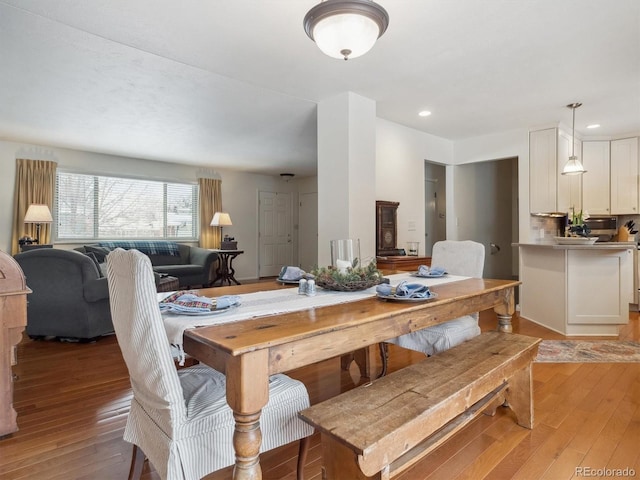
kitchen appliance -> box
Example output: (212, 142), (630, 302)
(583, 216), (617, 242)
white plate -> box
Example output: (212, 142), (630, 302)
(410, 272), (448, 278)
(376, 292), (439, 302)
(553, 237), (598, 245)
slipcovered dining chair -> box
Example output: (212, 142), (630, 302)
(382, 240), (485, 372)
(106, 248), (313, 480)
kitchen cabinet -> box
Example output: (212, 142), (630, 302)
(529, 127), (581, 214)
(557, 130), (582, 214)
(518, 243), (632, 336)
(582, 140), (610, 215)
(610, 137), (639, 214)
(529, 128), (558, 213)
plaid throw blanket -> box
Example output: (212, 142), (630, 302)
(98, 240), (180, 256)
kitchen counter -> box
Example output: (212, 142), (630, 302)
(516, 242), (634, 336)
(513, 241), (635, 250)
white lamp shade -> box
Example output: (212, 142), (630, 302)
(561, 156), (587, 175)
(312, 13), (380, 60)
(210, 212), (232, 227)
(24, 204), (53, 223)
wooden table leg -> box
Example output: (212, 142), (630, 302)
(226, 351), (269, 480)
(352, 346), (378, 379)
(494, 286), (515, 333)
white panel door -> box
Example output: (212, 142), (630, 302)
(259, 191), (292, 277)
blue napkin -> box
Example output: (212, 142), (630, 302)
(418, 265), (446, 276)
(395, 281), (432, 298)
(279, 266), (306, 281)
(377, 281), (433, 298)
(376, 283), (393, 296)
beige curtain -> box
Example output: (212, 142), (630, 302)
(11, 159), (57, 255)
(199, 177), (222, 249)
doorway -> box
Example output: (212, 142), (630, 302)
(454, 157), (518, 282)
(424, 162), (447, 256)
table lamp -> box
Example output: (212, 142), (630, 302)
(210, 212), (233, 245)
(24, 204), (53, 244)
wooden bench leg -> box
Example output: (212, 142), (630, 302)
(321, 433), (385, 480)
(504, 363), (534, 429)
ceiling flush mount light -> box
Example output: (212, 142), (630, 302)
(303, 0), (389, 61)
(587, 124), (600, 129)
(561, 102), (587, 176)
(418, 110), (432, 117)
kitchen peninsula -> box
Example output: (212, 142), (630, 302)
(516, 242), (634, 336)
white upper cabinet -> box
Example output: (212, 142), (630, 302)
(610, 137), (639, 215)
(557, 130), (583, 214)
(530, 127), (581, 214)
(529, 128), (558, 213)
(582, 141), (611, 215)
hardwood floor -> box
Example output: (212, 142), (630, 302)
(1, 310), (638, 480)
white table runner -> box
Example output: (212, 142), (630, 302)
(160, 272), (469, 359)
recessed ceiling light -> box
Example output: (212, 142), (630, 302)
(418, 110), (431, 117)
(586, 124), (600, 129)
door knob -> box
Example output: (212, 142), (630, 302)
(490, 243), (501, 255)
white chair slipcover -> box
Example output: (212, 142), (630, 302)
(106, 248), (313, 480)
(387, 240), (485, 356)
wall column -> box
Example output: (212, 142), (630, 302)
(317, 92), (377, 266)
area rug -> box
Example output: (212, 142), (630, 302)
(535, 340), (640, 363)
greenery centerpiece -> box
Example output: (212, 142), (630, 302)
(566, 208), (591, 238)
(311, 259), (384, 291)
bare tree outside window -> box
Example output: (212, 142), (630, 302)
(55, 172), (198, 241)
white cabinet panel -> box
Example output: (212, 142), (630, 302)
(567, 248), (632, 325)
(557, 130), (582, 214)
(610, 137), (639, 214)
(582, 141), (610, 215)
(529, 128), (557, 213)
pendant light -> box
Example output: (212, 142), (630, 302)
(561, 102), (587, 175)
(303, 0), (389, 61)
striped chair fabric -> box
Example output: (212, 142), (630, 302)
(106, 248), (313, 480)
(387, 240), (485, 356)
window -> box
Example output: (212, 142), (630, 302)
(55, 172), (199, 241)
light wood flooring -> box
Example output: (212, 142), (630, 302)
(1, 310), (638, 480)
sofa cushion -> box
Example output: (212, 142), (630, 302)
(84, 245), (111, 263)
(83, 251), (104, 277)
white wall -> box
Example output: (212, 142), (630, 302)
(453, 129), (529, 242)
(317, 92), (377, 266)
(0, 139), (310, 281)
(375, 118), (453, 255)
(2, 123), (531, 278)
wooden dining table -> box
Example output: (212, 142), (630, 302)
(183, 276), (519, 479)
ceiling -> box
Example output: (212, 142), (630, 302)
(1, 0), (638, 177)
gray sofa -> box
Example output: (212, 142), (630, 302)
(15, 248), (113, 341)
(77, 241), (218, 288)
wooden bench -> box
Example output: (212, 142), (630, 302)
(299, 331), (541, 480)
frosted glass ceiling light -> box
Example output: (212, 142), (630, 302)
(304, 0), (389, 61)
(561, 102), (587, 176)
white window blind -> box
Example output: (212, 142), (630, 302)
(55, 172), (199, 241)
